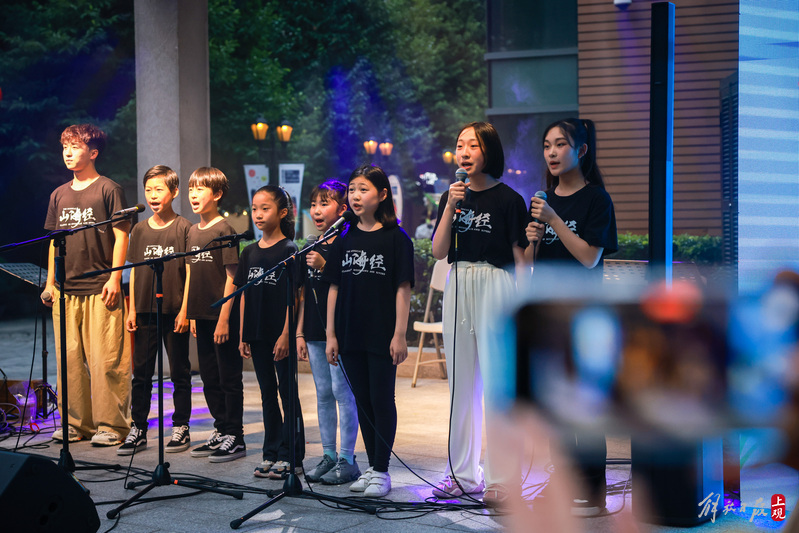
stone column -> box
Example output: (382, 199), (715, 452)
(134, 0), (209, 221)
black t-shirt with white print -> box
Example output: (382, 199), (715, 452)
(44, 176), (128, 295)
(322, 225), (414, 357)
(127, 216), (191, 314)
(434, 182), (529, 269)
(537, 184), (618, 283)
(298, 241), (333, 343)
(234, 238), (300, 344)
(186, 219), (239, 321)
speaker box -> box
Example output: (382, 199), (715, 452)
(0, 452), (100, 532)
(632, 437), (724, 526)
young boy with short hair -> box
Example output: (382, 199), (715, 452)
(118, 165), (193, 456)
(185, 167), (246, 462)
(42, 123), (131, 445)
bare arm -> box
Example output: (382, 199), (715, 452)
(42, 242), (56, 307)
(296, 286), (308, 361)
(529, 197), (603, 269)
(101, 224), (129, 307)
(390, 281), (412, 365)
(126, 269), (137, 332)
(325, 284), (339, 366)
(214, 264), (237, 344)
(238, 292), (250, 359)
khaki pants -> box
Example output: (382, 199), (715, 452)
(52, 288), (131, 437)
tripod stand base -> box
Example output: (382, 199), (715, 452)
(230, 473), (376, 529)
(107, 461), (243, 519)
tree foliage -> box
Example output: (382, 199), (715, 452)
(0, 0), (487, 258)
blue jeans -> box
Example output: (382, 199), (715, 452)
(307, 341), (358, 457)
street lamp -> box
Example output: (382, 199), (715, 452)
(251, 117), (292, 186)
(363, 138), (392, 166)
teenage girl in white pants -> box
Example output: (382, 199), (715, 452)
(431, 122), (535, 505)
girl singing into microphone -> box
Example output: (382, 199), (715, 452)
(296, 180), (361, 485)
(526, 118), (618, 514)
(236, 185), (306, 480)
(431, 122), (530, 506)
(324, 165), (414, 497)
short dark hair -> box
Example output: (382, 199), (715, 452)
(348, 165), (397, 227)
(143, 165), (179, 190)
(60, 124), (107, 156)
(188, 167), (229, 199)
(457, 121), (505, 180)
(310, 179), (348, 207)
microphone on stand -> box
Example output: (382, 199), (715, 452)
(113, 204), (145, 217)
(321, 211), (358, 240)
(212, 230), (255, 243)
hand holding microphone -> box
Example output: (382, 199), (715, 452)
(527, 191), (548, 244)
(41, 289), (54, 307)
(452, 168), (468, 213)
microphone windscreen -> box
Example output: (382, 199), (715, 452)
(342, 210), (358, 223)
(242, 230), (255, 241)
(455, 168), (468, 183)
(41, 290), (52, 302)
(135, 203), (146, 212)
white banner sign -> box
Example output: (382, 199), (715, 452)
(279, 163), (304, 234)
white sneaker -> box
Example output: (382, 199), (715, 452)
(91, 429), (122, 446)
(349, 466), (374, 492)
(52, 425), (82, 442)
(363, 471), (391, 498)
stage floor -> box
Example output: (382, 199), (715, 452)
(0, 316), (795, 532)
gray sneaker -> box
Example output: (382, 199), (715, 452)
(305, 455), (337, 483)
(321, 456), (361, 485)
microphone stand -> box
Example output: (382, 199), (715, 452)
(0, 217), (130, 475)
(215, 228), (376, 529)
(77, 239), (247, 518)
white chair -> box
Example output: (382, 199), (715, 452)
(411, 259), (450, 387)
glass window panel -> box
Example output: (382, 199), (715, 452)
(488, 0), (577, 52)
(490, 56), (578, 109)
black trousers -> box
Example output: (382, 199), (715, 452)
(130, 313), (192, 428)
(340, 350), (397, 473)
(249, 340), (305, 463)
(194, 318), (244, 437)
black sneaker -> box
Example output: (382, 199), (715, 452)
(208, 434), (246, 463)
(165, 424), (190, 453)
(117, 424), (147, 456)
(190, 430), (224, 457)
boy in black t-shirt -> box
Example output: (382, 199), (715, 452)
(42, 124), (131, 446)
(118, 165), (193, 456)
(185, 167), (246, 463)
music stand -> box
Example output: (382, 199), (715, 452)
(0, 263), (52, 418)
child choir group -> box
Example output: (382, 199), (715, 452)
(42, 118), (617, 506)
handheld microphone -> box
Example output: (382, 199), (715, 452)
(531, 191), (547, 224)
(212, 230), (255, 243)
(41, 290), (52, 303)
(322, 211), (358, 239)
(454, 168), (468, 210)
(113, 204), (145, 217)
